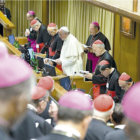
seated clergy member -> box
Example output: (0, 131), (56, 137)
(31, 85), (54, 126)
(122, 82), (140, 140)
(0, 42), (33, 139)
(105, 104), (128, 140)
(85, 94), (114, 140)
(38, 90), (93, 140)
(12, 88), (52, 140)
(37, 76), (54, 117)
(85, 22), (111, 73)
(30, 19), (51, 54)
(55, 26), (84, 76)
(84, 40), (116, 98)
(119, 72), (134, 92)
(25, 11), (41, 52)
(98, 60), (123, 103)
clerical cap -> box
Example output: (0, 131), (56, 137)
(58, 90), (93, 111)
(93, 39), (104, 45)
(0, 42), (32, 88)
(60, 26), (69, 33)
(122, 82), (140, 123)
(48, 23), (58, 30)
(93, 94), (115, 117)
(28, 11), (35, 16)
(31, 86), (47, 100)
(37, 76), (54, 91)
(92, 21), (100, 27)
(119, 72), (131, 81)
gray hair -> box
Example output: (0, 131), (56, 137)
(126, 118), (140, 140)
(94, 44), (105, 49)
(0, 75), (35, 102)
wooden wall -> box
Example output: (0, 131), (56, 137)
(114, 14), (140, 82)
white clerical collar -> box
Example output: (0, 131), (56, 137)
(54, 124), (81, 138)
(115, 124), (125, 129)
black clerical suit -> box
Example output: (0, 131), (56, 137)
(85, 119), (113, 140)
(92, 51), (117, 98)
(104, 128), (128, 140)
(38, 133), (77, 140)
(0, 127), (13, 140)
(49, 33), (63, 59)
(86, 32), (111, 72)
(39, 100), (55, 127)
(106, 69), (123, 103)
(37, 24), (52, 56)
(28, 18), (41, 41)
(11, 110), (52, 140)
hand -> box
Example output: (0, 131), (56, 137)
(25, 29), (30, 36)
(89, 47), (93, 53)
(55, 59), (62, 65)
(49, 101), (58, 122)
(49, 61), (54, 66)
(84, 73), (93, 79)
(44, 58), (49, 64)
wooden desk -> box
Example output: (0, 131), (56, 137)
(0, 37), (21, 57)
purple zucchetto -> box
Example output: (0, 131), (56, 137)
(27, 11), (35, 16)
(122, 82), (140, 123)
(58, 91), (93, 111)
(0, 42), (33, 88)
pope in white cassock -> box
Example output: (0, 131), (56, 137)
(55, 26), (84, 76)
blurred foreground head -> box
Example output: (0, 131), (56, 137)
(0, 42), (35, 128)
(58, 90), (93, 139)
(122, 82), (140, 140)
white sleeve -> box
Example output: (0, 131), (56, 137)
(62, 56), (77, 67)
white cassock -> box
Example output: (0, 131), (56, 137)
(60, 34), (83, 76)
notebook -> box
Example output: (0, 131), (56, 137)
(8, 34), (15, 45)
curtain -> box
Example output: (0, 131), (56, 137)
(5, 0), (42, 36)
(49, 0), (114, 54)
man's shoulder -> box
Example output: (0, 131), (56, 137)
(88, 119), (113, 132)
(105, 129), (128, 140)
(38, 133), (75, 140)
(0, 128), (12, 140)
(40, 24), (47, 31)
(102, 51), (113, 60)
(85, 119), (113, 140)
(98, 32), (107, 39)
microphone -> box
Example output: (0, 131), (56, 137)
(88, 86), (93, 95)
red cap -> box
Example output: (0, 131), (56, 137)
(37, 76), (54, 91)
(94, 94), (114, 112)
(119, 73), (131, 81)
(98, 60), (109, 66)
(30, 19), (38, 26)
(31, 86), (47, 100)
(48, 23), (57, 27)
(93, 39), (104, 45)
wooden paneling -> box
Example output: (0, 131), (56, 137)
(82, 0), (140, 23)
(114, 14), (140, 81)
